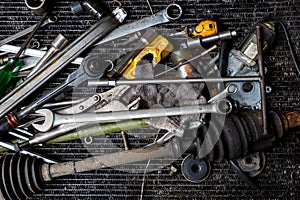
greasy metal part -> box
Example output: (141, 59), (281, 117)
(88, 77), (261, 87)
(27, 33), (69, 78)
(94, 3), (182, 46)
(208, 84), (238, 103)
(279, 110), (300, 132)
(0, 8), (126, 131)
(237, 152), (266, 177)
(32, 100), (231, 132)
(229, 160), (259, 189)
(181, 154), (211, 183)
(0, 16), (57, 47)
(256, 25), (268, 136)
(0, 44), (83, 66)
(25, 0), (52, 15)
(46, 141), (180, 179)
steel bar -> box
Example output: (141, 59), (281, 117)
(256, 25), (268, 136)
(0, 44), (83, 66)
(88, 77), (261, 87)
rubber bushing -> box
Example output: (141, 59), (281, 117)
(181, 154), (211, 183)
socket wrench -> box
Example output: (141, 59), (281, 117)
(27, 33), (68, 77)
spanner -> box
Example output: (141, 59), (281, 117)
(0, 16), (57, 47)
(19, 85), (132, 146)
(32, 99), (232, 132)
(0, 7), (127, 137)
(208, 84), (238, 103)
(0, 4), (181, 119)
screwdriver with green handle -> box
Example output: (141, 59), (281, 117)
(0, 12), (48, 98)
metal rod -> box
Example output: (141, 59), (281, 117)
(155, 45), (218, 77)
(256, 25), (268, 136)
(88, 77), (261, 87)
(15, 12), (49, 58)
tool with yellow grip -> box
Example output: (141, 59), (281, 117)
(107, 29), (173, 79)
(122, 34), (173, 79)
(184, 20), (218, 37)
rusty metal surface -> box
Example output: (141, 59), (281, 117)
(0, 0), (299, 199)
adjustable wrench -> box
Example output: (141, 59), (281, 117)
(0, 16), (57, 47)
(32, 99), (232, 132)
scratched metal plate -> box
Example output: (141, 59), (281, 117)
(0, 0), (299, 199)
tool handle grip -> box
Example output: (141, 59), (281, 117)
(0, 113), (19, 137)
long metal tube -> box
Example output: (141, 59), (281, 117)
(88, 77), (261, 87)
(43, 141), (178, 180)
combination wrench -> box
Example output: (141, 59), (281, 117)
(0, 7), (127, 136)
(32, 99), (232, 132)
(0, 16), (57, 47)
(0, 4), (182, 119)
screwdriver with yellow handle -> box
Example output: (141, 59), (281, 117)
(170, 20), (218, 38)
(0, 12), (48, 98)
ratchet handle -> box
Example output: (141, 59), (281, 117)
(0, 113), (19, 137)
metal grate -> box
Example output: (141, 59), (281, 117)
(0, 0), (299, 199)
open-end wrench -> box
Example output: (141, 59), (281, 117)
(32, 99), (232, 132)
(0, 16), (57, 47)
(208, 84), (238, 103)
(0, 4), (182, 119)
(0, 7), (127, 137)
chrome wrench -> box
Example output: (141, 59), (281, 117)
(32, 99), (232, 132)
(0, 16), (57, 47)
(94, 3), (182, 45)
(0, 8), (127, 136)
(20, 85), (131, 146)
(0, 44), (83, 66)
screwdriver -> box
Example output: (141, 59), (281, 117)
(0, 12), (48, 98)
